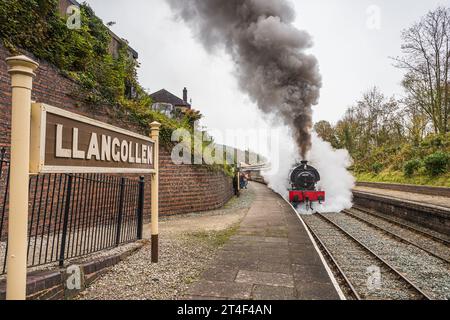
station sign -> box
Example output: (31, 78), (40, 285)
(30, 103), (156, 174)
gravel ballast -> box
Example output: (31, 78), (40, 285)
(326, 213), (450, 300)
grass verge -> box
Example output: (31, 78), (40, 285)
(187, 224), (240, 248)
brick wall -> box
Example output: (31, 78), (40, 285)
(0, 44), (234, 222)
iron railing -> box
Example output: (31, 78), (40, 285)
(0, 148), (145, 274)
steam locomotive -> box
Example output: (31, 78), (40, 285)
(289, 161), (325, 210)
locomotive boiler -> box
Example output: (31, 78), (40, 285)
(289, 161), (325, 210)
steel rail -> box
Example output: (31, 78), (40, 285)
(302, 218), (362, 300)
(352, 205), (450, 246)
(317, 213), (433, 300)
(343, 209), (450, 265)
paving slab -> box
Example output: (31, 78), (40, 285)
(184, 183), (341, 300)
(252, 285), (296, 300)
(202, 266), (239, 282)
(235, 270), (294, 288)
(187, 280), (253, 300)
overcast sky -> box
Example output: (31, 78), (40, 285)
(84, 0), (447, 149)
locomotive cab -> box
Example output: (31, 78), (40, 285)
(289, 161), (325, 210)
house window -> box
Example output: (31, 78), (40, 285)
(152, 103), (174, 118)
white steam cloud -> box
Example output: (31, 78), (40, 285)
(164, 1), (355, 211)
(263, 129), (355, 214)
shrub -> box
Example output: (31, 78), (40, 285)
(372, 162), (383, 174)
(403, 159), (422, 177)
(424, 152), (449, 176)
(421, 134), (445, 149)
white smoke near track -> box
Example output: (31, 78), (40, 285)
(263, 128), (355, 214)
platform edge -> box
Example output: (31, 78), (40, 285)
(283, 198), (346, 301)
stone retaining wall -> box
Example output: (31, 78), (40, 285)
(353, 191), (450, 235)
(355, 182), (450, 197)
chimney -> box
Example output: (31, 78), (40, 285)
(183, 87), (188, 103)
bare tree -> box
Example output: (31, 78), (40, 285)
(400, 98), (431, 145)
(355, 87), (403, 148)
(394, 7), (450, 134)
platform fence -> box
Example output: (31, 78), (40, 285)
(0, 148), (145, 274)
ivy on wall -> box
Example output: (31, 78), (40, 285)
(0, 0), (143, 106)
(0, 0), (234, 176)
(0, 1), (185, 138)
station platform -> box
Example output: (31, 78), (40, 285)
(185, 183), (342, 300)
(354, 185), (450, 209)
(353, 184), (450, 236)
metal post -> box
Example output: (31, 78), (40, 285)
(6, 55), (39, 300)
(237, 170), (241, 192)
(59, 175), (73, 267)
(235, 167), (241, 197)
(136, 176), (145, 240)
(115, 177), (125, 246)
(150, 122), (161, 263)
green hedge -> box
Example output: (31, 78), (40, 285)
(404, 159), (422, 177)
(424, 152), (449, 177)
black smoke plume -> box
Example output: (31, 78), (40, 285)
(165, 0), (321, 158)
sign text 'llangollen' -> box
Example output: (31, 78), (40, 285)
(30, 104), (156, 174)
(54, 122), (153, 165)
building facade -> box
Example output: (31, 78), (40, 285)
(150, 88), (192, 118)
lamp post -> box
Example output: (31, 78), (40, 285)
(6, 55), (39, 300)
(150, 121), (161, 263)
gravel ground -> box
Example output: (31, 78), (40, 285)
(0, 241), (142, 282)
(76, 185), (256, 300)
(304, 215), (420, 300)
(77, 233), (220, 300)
(0, 221), (139, 277)
(347, 208), (450, 263)
(326, 213), (450, 300)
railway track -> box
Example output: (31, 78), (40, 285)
(305, 223), (361, 300)
(352, 205), (450, 245)
(303, 213), (432, 300)
(343, 208), (450, 264)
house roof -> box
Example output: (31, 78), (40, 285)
(150, 89), (191, 108)
(66, 0), (80, 6)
